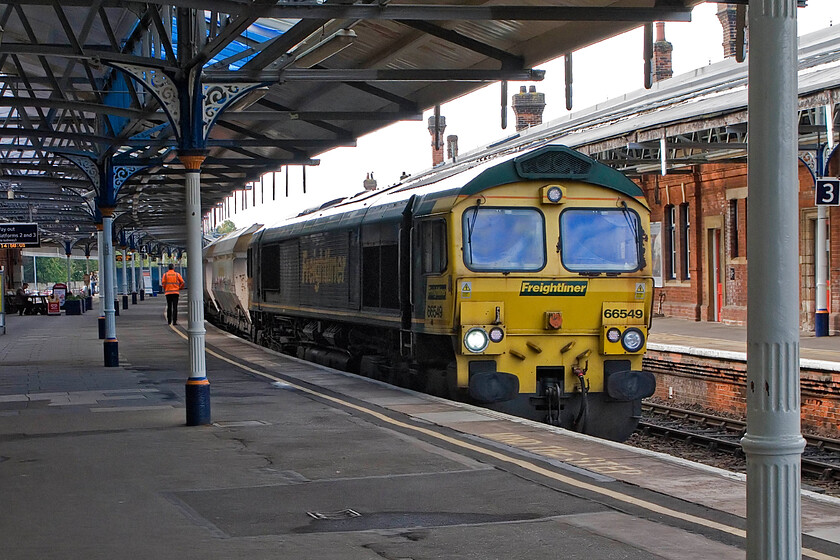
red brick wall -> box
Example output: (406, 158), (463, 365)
(645, 349), (840, 438)
(638, 157), (840, 334)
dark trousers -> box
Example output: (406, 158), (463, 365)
(166, 293), (179, 324)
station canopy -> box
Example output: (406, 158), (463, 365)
(0, 0), (702, 252)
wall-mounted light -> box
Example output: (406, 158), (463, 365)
(293, 29), (357, 68)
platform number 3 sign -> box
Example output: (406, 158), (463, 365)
(816, 178), (840, 206)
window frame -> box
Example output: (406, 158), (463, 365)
(461, 205), (547, 273)
(665, 204), (676, 280)
(680, 202), (691, 280)
(419, 218), (448, 275)
(558, 206), (644, 274)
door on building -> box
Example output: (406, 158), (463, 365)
(708, 228), (722, 322)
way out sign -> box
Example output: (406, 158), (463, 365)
(816, 178), (840, 206)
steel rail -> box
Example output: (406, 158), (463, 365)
(639, 402), (840, 484)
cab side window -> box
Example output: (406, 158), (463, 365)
(420, 219), (447, 275)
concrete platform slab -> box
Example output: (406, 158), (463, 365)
(1, 299), (839, 560)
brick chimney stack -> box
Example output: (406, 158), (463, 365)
(512, 86), (546, 131)
(653, 22), (673, 82)
(427, 114), (446, 166)
(717, 3), (746, 58)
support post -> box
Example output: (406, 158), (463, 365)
(816, 103), (835, 337)
(121, 247), (129, 309)
(0, 266), (5, 335)
(742, 1), (806, 558)
(130, 248), (137, 304)
(101, 211), (119, 366)
(97, 226), (106, 339)
(816, 203), (828, 336)
(181, 153), (211, 426)
(139, 254), (146, 301)
(112, 244), (119, 316)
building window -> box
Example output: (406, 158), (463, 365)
(680, 203), (690, 280)
(665, 205), (676, 280)
(729, 199), (739, 258)
(728, 198), (748, 258)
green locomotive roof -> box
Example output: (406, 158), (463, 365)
(260, 144), (646, 242)
(410, 144), (646, 217)
(462, 145), (644, 199)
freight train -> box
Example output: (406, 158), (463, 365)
(204, 144), (656, 441)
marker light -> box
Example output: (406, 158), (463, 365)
(621, 328), (645, 353)
(606, 327), (621, 343)
(489, 327), (505, 343)
(546, 186), (563, 203)
(464, 328), (490, 353)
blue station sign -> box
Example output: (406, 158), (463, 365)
(816, 178), (840, 206)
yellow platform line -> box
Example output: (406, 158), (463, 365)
(170, 326), (836, 560)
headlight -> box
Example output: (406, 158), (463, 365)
(606, 327), (621, 344)
(621, 328), (645, 353)
(489, 327), (505, 343)
(464, 328), (490, 353)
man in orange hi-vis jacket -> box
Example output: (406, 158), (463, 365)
(161, 264), (185, 325)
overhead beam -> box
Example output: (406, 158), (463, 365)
(222, 110), (424, 122)
(0, 43), (179, 70)
(208, 68), (546, 83)
(2, 1), (694, 22)
(263, 4), (696, 22)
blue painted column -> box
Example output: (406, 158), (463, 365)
(64, 241), (73, 287)
(112, 240), (119, 317)
(742, 0), (806, 557)
(97, 225), (106, 339)
(181, 153), (210, 425)
(129, 235), (138, 304)
(101, 209), (119, 366)
(121, 245), (129, 310)
(139, 251), (146, 301)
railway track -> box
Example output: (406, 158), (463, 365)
(636, 402), (840, 490)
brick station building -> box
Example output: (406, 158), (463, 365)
(434, 19), (840, 335)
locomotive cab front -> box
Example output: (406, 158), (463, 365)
(437, 149), (656, 441)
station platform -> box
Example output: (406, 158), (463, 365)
(649, 316), (840, 367)
(2, 300), (840, 559)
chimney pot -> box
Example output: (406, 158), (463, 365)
(363, 172), (377, 191)
(655, 21), (666, 42)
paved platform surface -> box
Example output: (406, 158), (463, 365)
(1, 300), (839, 559)
(649, 316), (840, 366)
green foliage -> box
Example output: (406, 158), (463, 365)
(23, 255), (98, 284)
(215, 220), (237, 235)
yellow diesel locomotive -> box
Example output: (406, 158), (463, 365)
(242, 144), (655, 441)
